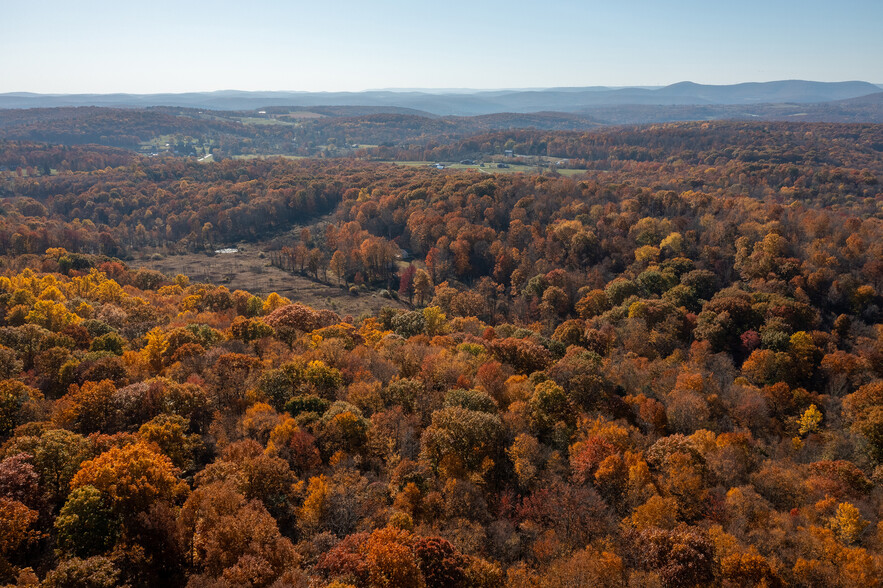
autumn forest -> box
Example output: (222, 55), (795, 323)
(0, 109), (881, 588)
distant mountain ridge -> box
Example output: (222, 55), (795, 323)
(1, 81), (880, 115)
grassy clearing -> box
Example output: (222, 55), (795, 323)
(556, 168), (588, 177)
(279, 112), (326, 120)
(133, 245), (408, 317)
(478, 163), (542, 174)
(392, 161), (443, 168)
(138, 135), (216, 157)
(231, 154), (306, 160)
(237, 117), (297, 126)
(389, 160), (587, 176)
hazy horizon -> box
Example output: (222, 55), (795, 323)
(3, 0), (882, 94)
(2, 80), (882, 97)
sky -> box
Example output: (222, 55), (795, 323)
(2, 0), (882, 93)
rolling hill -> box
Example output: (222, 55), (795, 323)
(2, 80), (880, 115)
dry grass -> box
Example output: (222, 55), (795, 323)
(132, 244), (408, 318)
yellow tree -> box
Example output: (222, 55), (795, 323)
(799, 404), (823, 436)
(831, 502), (869, 544)
(142, 327), (168, 372)
(262, 292), (290, 315)
(26, 300), (78, 331)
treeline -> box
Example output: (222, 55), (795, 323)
(0, 108), (300, 156)
(264, 123), (882, 328)
(0, 142), (135, 175)
(376, 121), (883, 169)
(0, 107), (602, 157)
(3, 109), (883, 165)
(0, 107), (252, 148)
(286, 112), (601, 151)
(0, 158), (363, 255)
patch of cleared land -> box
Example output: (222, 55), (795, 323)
(555, 168), (589, 177)
(279, 112), (327, 120)
(132, 244), (408, 318)
(391, 160), (586, 176)
(236, 116), (297, 126)
(231, 154), (305, 160)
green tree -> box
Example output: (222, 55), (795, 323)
(55, 485), (120, 557)
(0, 380), (43, 437)
(421, 406), (504, 474)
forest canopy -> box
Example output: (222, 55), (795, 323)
(0, 118), (881, 587)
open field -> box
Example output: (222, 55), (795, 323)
(131, 245), (408, 318)
(138, 134), (215, 157)
(236, 116), (297, 126)
(279, 112), (326, 120)
(390, 160), (587, 175)
(555, 168), (589, 177)
(231, 154), (305, 160)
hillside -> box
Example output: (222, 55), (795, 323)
(3, 101), (883, 163)
(0, 122), (881, 586)
(2, 80), (881, 115)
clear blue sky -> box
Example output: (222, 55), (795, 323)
(3, 0), (882, 93)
